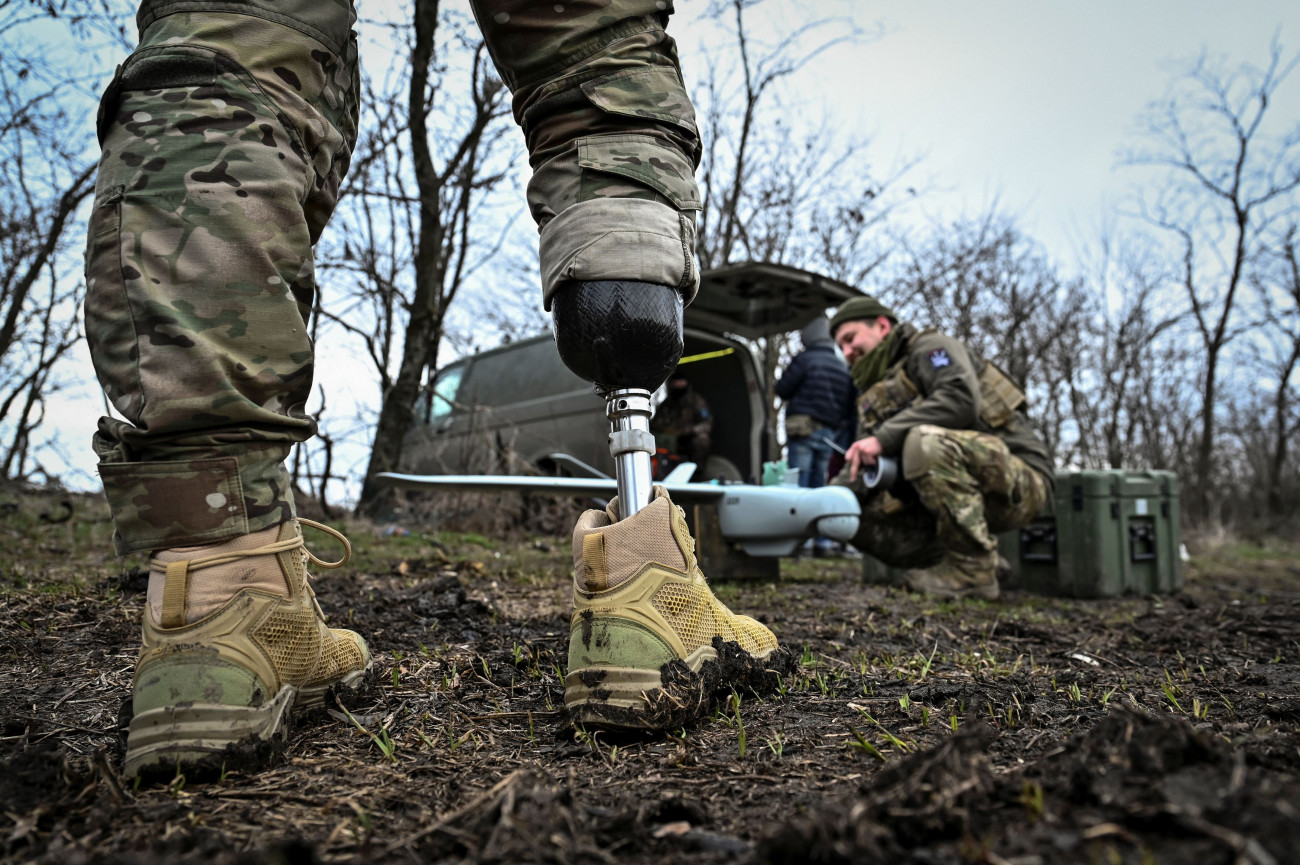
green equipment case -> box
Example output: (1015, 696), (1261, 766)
(1000, 469), (1182, 598)
(861, 469), (1183, 598)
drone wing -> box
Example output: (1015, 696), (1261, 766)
(375, 471), (727, 501)
(375, 471), (860, 558)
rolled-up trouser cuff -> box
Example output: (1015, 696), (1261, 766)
(539, 198), (699, 309)
(95, 440), (295, 555)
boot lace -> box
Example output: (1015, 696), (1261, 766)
(148, 517), (351, 576)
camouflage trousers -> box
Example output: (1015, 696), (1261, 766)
(847, 425), (1050, 569)
(85, 0), (702, 554)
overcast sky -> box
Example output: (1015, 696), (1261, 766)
(680, 0), (1300, 260)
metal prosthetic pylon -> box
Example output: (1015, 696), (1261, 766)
(603, 388), (656, 519)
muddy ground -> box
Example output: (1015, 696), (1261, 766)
(1, 489), (1298, 864)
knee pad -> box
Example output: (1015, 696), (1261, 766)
(550, 280), (683, 390)
(902, 424), (956, 480)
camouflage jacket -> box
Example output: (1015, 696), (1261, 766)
(651, 390), (712, 438)
(856, 323), (1054, 485)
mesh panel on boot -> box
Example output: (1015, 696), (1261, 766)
(253, 604), (324, 684)
(252, 599), (366, 688)
(255, 522), (366, 688)
(650, 582), (776, 656)
(326, 628), (368, 677)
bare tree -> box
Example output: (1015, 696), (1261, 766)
(889, 211), (1080, 380)
(1129, 340), (1202, 477)
(884, 210), (1090, 462)
(312, 2), (514, 514)
(689, 1), (908, 457)
(1122, 39), (1300, 524)
(692, 0), (906, 278)
(1063, 231), (1186, 470)
(1251, 222), (1300, 520)
(0, 3), (118, 481)
(0, 267), (84, 481)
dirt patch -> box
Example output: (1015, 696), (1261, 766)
(1, 494), (1298, 864)
(762, 709), (1299, 863)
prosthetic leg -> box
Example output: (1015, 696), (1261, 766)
(552, 279), (789, 729)
(551, 279), (685, 518)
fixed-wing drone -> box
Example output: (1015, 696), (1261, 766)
(376, 453), (862, 558)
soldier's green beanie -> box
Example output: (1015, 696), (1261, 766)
(829, 295), (897, 337)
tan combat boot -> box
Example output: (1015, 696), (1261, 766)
(565, 486), (791, 730)
(124, 519), (371, 779)
(903, 551), (1001, 601)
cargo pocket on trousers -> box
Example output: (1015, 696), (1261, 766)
(85, 185), (124, 290)
(581, 66), (698, 134)
(576, 64), (700, 209)
(98, 457), (249, 550)
(577, 133), (702, 210)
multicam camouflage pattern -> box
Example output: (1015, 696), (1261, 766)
(842, 425), (1049, 576)
(86, 0), (702, 553)
(470, 0), (701, 225)
(650, 387), (711, 461)
(906, 425), (1048, 561)
(85, 8), (359, 553)
(650, 388), (711, 439)
(851, 323), (1055, 483)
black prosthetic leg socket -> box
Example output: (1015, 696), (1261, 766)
(551, 280), (684, 390)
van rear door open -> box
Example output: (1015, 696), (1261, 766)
(683, 261), (861, 338)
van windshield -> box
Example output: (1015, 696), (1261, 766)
(430, 365), (465, 420)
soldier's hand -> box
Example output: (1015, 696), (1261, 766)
(845, 437), (883, 483)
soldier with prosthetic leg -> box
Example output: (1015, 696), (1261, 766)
(85, 0), (787, 778)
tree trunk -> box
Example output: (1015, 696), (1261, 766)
(1195, 348), (1219, 524)
(356, 0), (444, 516)
(1266, 343), (1299, 516)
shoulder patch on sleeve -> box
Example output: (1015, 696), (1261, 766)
(928, 348), (951, 369)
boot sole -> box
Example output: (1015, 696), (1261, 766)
(123, 664), (372, 780)
(124, 684), (297, 780)
(565, 638), (793, 731)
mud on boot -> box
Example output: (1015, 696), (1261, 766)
(564, 487), (791, 731)
(123, 519), (372, 780)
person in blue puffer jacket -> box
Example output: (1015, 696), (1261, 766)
(776, 316), (857, 553)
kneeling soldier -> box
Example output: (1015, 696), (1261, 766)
(829, 296), (1054, 600)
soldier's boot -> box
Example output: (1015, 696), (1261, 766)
(995, 554), (1013, 582)
(124, 519), (371, 779)
(565, 486), (792, 730)
(903, 550), (1001, 601)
